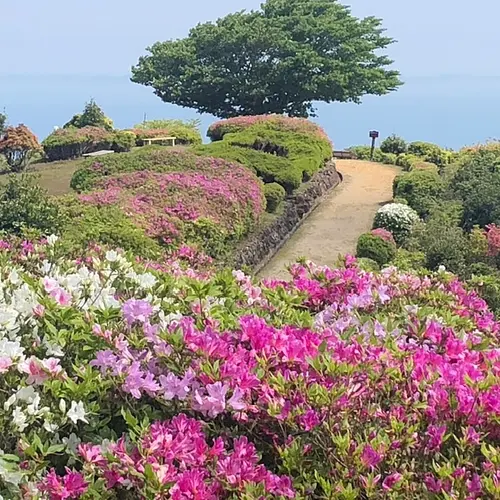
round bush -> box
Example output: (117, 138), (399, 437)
(409, 161), (439, 173)
(356, 233), (396, 266)
(356, 257), (380, 271)
(348, 145), (372, 160)
(264, 182), (286, 213)
(393, 169), (446, 218)
(395, 153), (420, 171)
(373, 202), (420, 244)
(408, 141), (448, 165)
(380, 134), (407, 155)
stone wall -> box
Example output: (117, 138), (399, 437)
(233, 161), (341, 273)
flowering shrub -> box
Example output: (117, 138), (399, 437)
(371, 227), (396, 245)
(207, 114), (331, 144)
(374, 203), (420, 244)
(70, 155), (265, 259)
(0, 124), (42, 172)
(0, 239), (498, 497)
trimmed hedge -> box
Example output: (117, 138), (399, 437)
(42, 127), (135, 162)
(263, 183), (286, 213)
(130, 126), (202, 146)
(207, 114), (331, 144)
(356, 233), (396, 266)
(71, 147), (230, 192)
(195, 126), (331, 193)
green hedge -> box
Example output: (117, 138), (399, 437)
(131, 123), (202, 146)
(42, 127), (136, 162)
(263, 183), (286, 213)
(356, 233), (396, 266)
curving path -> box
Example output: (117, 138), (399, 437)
(258, 160), (400, 279)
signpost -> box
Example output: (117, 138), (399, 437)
(369, 130), (379, 160)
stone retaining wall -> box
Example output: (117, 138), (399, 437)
(233, 161), (341, 273)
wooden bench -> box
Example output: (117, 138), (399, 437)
(142, 137), (177, 147)
(333, 150), (357, 160)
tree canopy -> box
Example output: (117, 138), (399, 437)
(0, 124), (42, 172)
(131, 0), (402, 118)
(64, 99), (114, 131)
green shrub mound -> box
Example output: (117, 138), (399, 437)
(196, 124), (332, 192)
(131, 120), (202, 145)
(263, 182), (286, 213)
(380, 134), (407, 155)
(356, 233), (396, 266)
(192, 142), (301, 192)
(71, 147), (230, 192)
(42, 127), (136, 162)
(393, 169), (446, 218)
(408, 141), (450, 165)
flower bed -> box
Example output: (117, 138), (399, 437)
(0, 239), (499, 498)
(67, 151), (265, 259)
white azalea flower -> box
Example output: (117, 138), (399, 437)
(12, 407), (28, 431)
(43, 420), (58, 433)
(16, 386), (37, 404)
(67, 401), (88, 424)
(63, 433), (81, 454)
(8, 270), (20, 285)
(59, 399), (67, 414)
(136, 272), (157, 289)
(46, 235), (59, 246)
(105, 250), (119, 262)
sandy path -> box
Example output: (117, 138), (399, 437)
(258, 160), (400, 279)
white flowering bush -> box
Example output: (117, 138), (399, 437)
(373, 202), (420, 244)
(0, 237), (498, 498)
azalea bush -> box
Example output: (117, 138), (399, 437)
(207, 115), (331, 144)
(373, 203), (420, 244)
(356, 232), (396, 266)
(68, 152), (265, 259)
(0, 240), (498, 498)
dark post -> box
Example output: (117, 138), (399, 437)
(369, 130), (379, 160)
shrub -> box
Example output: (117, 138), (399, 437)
(355, 257), (379, 271)
(409, 219), (469, 275)
(111, 130), (136, 152)
(371, 227), (396, 244)
(42, 126), (114, 162)
(469, 273), (500, 315)
(348, 145), (372, 160)
(207, 114), (331, 144)
(373, 203), (419, 244)
(395, 153), (420, 170)
(0, 124), (42, 172)
(390, 248), (426, 271)
(393, 169), (446, 218)
(71, 157), (265, 259)
(63, 99), (114, 131)
(380, 134), (407, 154)
(408, 141), (448, 165)
(193, 141), (301, 192)
(356, 233), (396, 266)
(0, 174), (63, 235)
(1, 246), (499, 497)
(380, 152), (397, 164)
(264, 182), (286, 213)
(409, 161), (439, 173)
(134, 119), (202, 145)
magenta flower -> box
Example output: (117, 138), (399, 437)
(382, 473), (403, 490)
(39, 468), (88, 500)
(426, 425), (447, 452)
(360, 445), (382, 469)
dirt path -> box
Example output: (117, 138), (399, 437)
(258, 160), (400, 279)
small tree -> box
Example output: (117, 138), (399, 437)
(0, 112), (7, 137)
(380, 134), (407, 155)
(0, 125), (42, 172)
(64, 99), (114, 131)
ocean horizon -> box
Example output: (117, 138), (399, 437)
(1, 73), (499, 150)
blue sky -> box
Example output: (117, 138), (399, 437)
(1, 1), (500, 149)
(2, 0), (499, 77)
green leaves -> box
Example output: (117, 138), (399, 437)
(131, 0), (402, 118)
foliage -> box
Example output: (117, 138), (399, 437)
(207, 115), (330, 143)
(380, 134), (407, 155)
(0, 246), (499, 497)
(63, 99), (114, 131)
(132, 0), (401, 118)
(409, 161), (439, 173)
(196, 120), (332, 192)
(0, 111), (6, 136)
(0, 124), (42, 172)
(131, 126), (202, 147)
(451, 152), (500, 230)
(393, 169), (446, 218)
(264, 182), (286, 213)
(469, 272), (500, 315)
(110, 130), (136, 153)
(356, 233), (396, 266)
(70, 150), (265, 259)
(390, 248), (426, 271)
(135, 118), (201, 130)
(407, 220), (469, 275)
(407, 141), (449, 165)
(0, 175), (63, 235)
(373, 203), (419, 244)
(42, 127), (117, 162)
(395, 153), (421, 170)
(355, 257), (380, 271)
(348, 145), (372, 160)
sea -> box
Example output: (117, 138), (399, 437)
(1, 73), (499, 150)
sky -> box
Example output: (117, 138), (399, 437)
(1, 0), (500, 147)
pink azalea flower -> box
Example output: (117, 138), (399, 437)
(360, 445), (382, 469)
(50, 287), (72, 307)
(39, 468), (88, 500)
(18, 356), (48, 385)
(382, 473), (403, 490)
(122, 298), (153, 325)
(0, 356), (13, 373)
